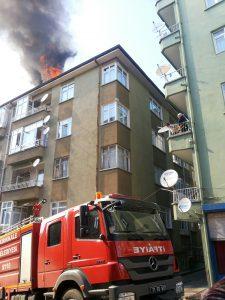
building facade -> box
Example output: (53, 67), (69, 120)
(0, 45), (201, 271)
(155, 0), (225, 283)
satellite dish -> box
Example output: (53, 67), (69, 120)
(178, 198), (192, 213)
(41, 93), (49, 103)
(43, 115), (50, 124)
(156, 65), (171, 76)
(43, 127), (50, 135)
(33, 158), (40, 168)
(158, 126), (170, 134)
(160, 169), (178, 188)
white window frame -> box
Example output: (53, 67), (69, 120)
(51, 201), (67, 216)
(0, 201), (13, 226)
(150, 99), (163, 120)
(152, 130), (166, 152)
(101, 101), (130, 127)
(0, 107), (8, 128)
(57, 118), (72, 139)
(205, 0), (222, 8)
(14, 96), (29, 121)
(53, 157), (69, 179)
(102, 62), (129, 89)
(60, 83), (75, 103)
(221, 82), (225, 102)
(213, 27), (225, 54)
(101, 145), (130, 172)
(154, 166), (165, 185)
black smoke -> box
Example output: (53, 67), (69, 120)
(0, 0), (76, 84)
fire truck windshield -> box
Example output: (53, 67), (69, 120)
(103, 200), (169, 241)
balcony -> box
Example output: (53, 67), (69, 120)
(7, 139), (47, 165)
(12, 105), (51, 123)
(164, 68), (187, 114)
(168, 121), (193, 163)
(155, 0), (176, 28)
(172, 187), (202, 221)
(159, 23), (181, 70)
(1, 179), (43, 202)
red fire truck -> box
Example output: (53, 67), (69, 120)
(0, 194), (183, 300)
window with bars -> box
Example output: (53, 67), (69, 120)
(149, 99), (163, 120)
(101, 145), (130, 172)
(152, 130), (166, 152)
(57, 118), (72, 139)
(51, 202), (67, 216)
(102, 62), (129, 88)
(53, 157), (69, 179)
(213, 27), (225, 54)
(60, 83), (74, 102)
(101, 102), (130, 127)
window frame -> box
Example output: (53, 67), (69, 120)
(102, 62), (129, 89)
(100, 145), (130, 172)
(47, 221), (62, 247)
(57, 117), (72, 139)
(53, 157), (69, 180)
(212, 27), (225, 54)
(75, 209), (100, 240)
(221, 82), (225, 102)
(51, 201), (67, 216)
(100, 101), (130, 127)
(152, 130), (166, 152)
(149, 99), (163, 120)
(0, 201), (13, 226)
(60, 82), (75, 103)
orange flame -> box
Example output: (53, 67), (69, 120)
(40, 55), (62, 81)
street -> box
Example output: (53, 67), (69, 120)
(183, 270), (208, 299)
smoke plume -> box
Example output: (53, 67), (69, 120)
(0, 0), (76, 84)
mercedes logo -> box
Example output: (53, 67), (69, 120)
(148, 256), (159, 271)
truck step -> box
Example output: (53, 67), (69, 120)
(43, 292), (54, 299)
(89, 289), (109, 296)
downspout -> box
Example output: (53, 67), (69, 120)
(95, 59), (101, 193)
(175, 0), (213, 285)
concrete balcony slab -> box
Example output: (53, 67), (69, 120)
(168, 130), (193, 163)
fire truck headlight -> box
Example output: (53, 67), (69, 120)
(176, 281), (183, 294)
(118, 292), (135, 300)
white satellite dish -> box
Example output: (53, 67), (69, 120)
(178, 197), (192, 213)
(156, 65), (171, 76)
(41, 93), (49, 103)
(160, 169), (178, 188)
(43, 115), (50, 124)
(158, 126), (170, 134)
(33, 158), (40, 168)
(43, 127), (50, 135)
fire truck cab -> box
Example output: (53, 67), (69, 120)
(0, 194), (183, 300)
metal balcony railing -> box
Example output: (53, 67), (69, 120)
(168, 121), (191, 137)
(0, 215), (35, 235)
(9, 138), (47, 155)
(173, 187), (201, 203)
(12, 105), (50, 122)
(159, 23), (180, 39)
(164, 67), (185, 83)
(1, 179), (43, 192)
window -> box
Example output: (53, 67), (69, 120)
(172, 155), (183, 167)
(0, 107), (8, 128)
(14, 97), (29, 120)
(57, 118), (72, 139)
(37, 170), (44, 186)
(101, 145), (130, 172)
(53, 157), (69, 179)
(152, 130), (166, 152)
(101, 102), (130, 127)
(51, 202), (67, 216)
(161, 208), (173, 229)
(154, 166), (165, 185)
(60, 83), (74, 102)
(0, 202), (13, 226)
(150, 99), (163, 120)
(180, 221), (189, 233)
(48, 221), (61, 246)
(222, 83), (225, 101)
(102, 62), (128, 88)
(75, 209), (100, 239)
(205, 0), (222, 8)
(213, 27), (225, 54)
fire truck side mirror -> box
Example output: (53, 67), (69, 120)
(79, 205), (89, 237)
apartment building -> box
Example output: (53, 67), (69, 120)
(155, 0), (225, 282)
(0, 45), (201, 270)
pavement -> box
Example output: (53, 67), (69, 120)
(182, 269), (208, 299)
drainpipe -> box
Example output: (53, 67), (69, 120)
(175, 0), (213, 285)
(95, 59), (101, 193)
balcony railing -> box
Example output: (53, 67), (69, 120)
(168, 121), (191, 137)
(164, 67), (185, 83)
(1, 179), (43, 192)
(9, 138), (47, 155)
(173, 187), (201, 203)
(12, 105), (50, 122)
(159, 23), (180, 39)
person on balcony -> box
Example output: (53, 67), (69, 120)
(177, 113), (189, 132)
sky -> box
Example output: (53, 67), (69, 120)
(0, 0), (168, 104)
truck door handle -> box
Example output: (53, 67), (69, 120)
(44, 260), (50, 265)
(73, 254), (81, 260)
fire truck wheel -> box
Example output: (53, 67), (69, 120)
(61, 288), (84, 300)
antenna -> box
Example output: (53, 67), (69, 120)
(32, 158), (40, 168)
(40, 93), (49, 103)
(43, 115), (50, 124)
(156, 64), (171, 82)
(177, 197), (192, 213)
(43, 127), (50, 135)
(160, 169), (178, 188)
